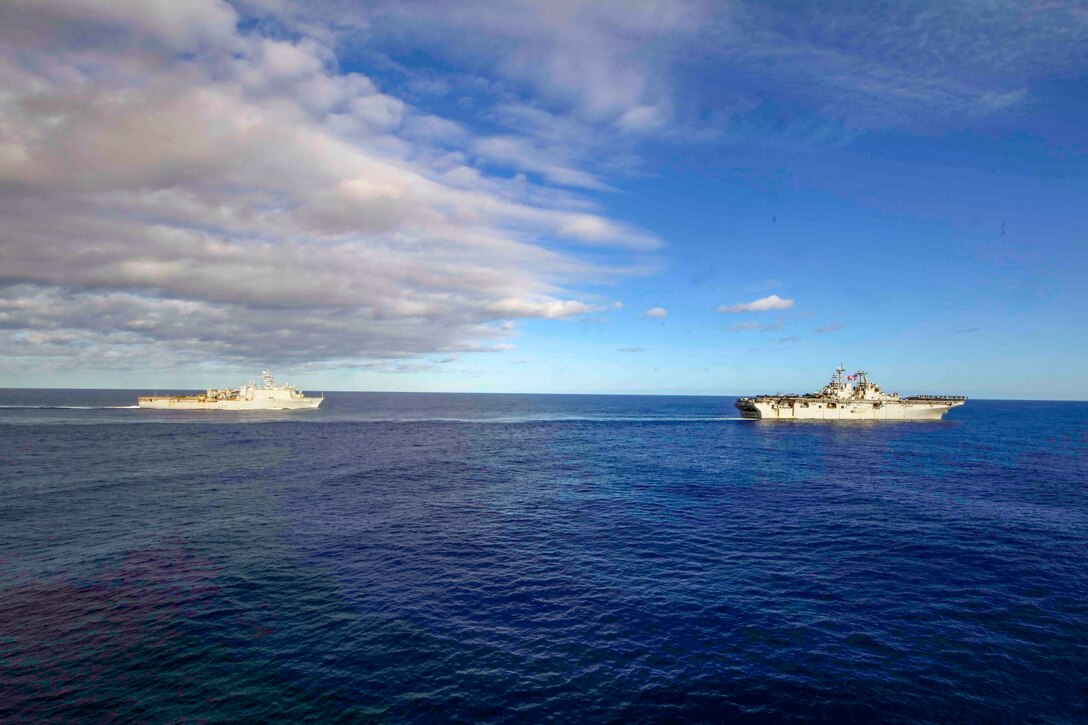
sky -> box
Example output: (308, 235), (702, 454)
(1, 0), (1086, 398)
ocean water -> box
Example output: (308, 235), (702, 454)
(1, 391), (1086, 723)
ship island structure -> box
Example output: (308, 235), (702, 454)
(735, 366), (965, 420)
(138, 371), (322, 411)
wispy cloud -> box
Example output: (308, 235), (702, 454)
(729, 319), (784, 332)
(642, 307), (668, 318)
(617, 346), (645, 353)
(346, 0), (1085, 148)
(472, 135), (611, 190)
(815, 323), (844, 334)
(708, 2), (1086, 133)
(717, 295), (795, 313)
(354, 0), (706, 130)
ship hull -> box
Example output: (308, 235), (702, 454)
(138, 397), (322, 410)
(736, 398), (963, 421)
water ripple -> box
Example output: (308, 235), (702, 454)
(1, 397), (1086, 721)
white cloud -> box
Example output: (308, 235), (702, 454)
(466, 343), (517, 352)
(642, 307), (667, 318)
(557, 216), (660, 250)
(717, 295), (794, 313)
(815, 323), (843, 334)
(485, 299), (596, 319)
(0, 1), (652, 373)
(617, 346), (645, 353)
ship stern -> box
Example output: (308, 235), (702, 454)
(735, 397), (763, 419)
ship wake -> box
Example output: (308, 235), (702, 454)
(0, 405), (140, 410)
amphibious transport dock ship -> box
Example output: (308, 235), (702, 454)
(138, 371), (323, 411)
(736, 366), (965, 421)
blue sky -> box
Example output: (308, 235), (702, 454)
(1, 0), (1086, 397)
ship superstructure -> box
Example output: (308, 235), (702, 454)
(735, 365), (965, 420)
(138, 371), (322, 410)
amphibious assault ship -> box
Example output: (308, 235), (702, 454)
(735, 366), (965, 420)
(138, 371), (323, 411)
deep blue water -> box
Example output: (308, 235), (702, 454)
(1, 391), (1086, 723)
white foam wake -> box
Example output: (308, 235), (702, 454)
(0, 405), (139, 410)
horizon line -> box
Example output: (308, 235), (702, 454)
(0, 386), (1084, 403)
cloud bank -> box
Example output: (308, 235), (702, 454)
(0, 0), (657, 373)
